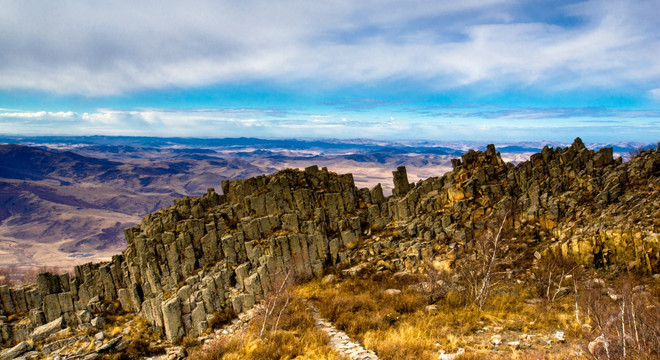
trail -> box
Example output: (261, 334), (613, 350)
(308, 304), (380, 360)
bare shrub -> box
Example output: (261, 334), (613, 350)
(258, 269), (294, 337)
(581, 275), (660, 359)
(530, 251), (582, 303)
(454, 210), (513, 309)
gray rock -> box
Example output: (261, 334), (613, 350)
(30, 316), (65, 343)
(76, 310), (92, 324)
(392, 166), (411, 197)
(9, 288), (28, 314)
(0, 341), (33, 360)
(57, 292), (75, 314)
(191, 302), (207, 335)
(42, 294), (62, 323)
(161, 296), (184, 343)
(91, 316), (105, 329)
(383, 289), (402, 296)
(244, 273), (262, 296)
(28, 309), (46, 327)
(97, 336), (122, 352)
(370, 183), (385, 204)
(0, 286), (15, 315)
(234, 263), (250, 291)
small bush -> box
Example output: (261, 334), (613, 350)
(580, 275), (660, 359)
(113, 339), (165, 360)
(209, 308), (237, 329)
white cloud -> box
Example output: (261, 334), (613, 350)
(0, 111), (74, 118)
(0, 0), (657, 95)
(650, 88), (660, 100)
(1, 105), (658, 142)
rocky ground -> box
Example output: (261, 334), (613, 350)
(0, 138), (658, 359)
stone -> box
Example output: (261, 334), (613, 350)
(77, 310), (92, 324)
(9, 288), (28, 314)
(42, 294), (62, 323)
(30, 316), (64, 342)
(438, 348), (465, 360)
(371, 184), (385, 204)
(244, 273), (262, 296)
(97, 336), (122, 353)
(117, 286), (142, 313)
(235, 263), (250, 291)
(0, 341), (33, 360)
(28, 309), (46, 327)
(162, 296), (184, 343)
(392, 166), (411, 197)
(191, 302), (208, 335)
(231, 294), (255, 314)
(0, 286), (15, 315)
(341, 263), (370, 277)
(490, 334), (502, 345)
(321, 274), (336, 285)
(91, 316), (105, 329)
(383, 289), (401, 296)
(58, 292), (75, 314)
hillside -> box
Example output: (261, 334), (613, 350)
(0, 138), (658, 359)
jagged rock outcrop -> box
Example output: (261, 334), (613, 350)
(0, 139), (658, 351)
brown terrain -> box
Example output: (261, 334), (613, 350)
(0, 139), (517, 269)
(0, 138), (657, 360)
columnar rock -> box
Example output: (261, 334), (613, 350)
(392, 166), (411, 197)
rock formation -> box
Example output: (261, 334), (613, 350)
(0, 139), (658, 354)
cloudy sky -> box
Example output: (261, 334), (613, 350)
(1, 0), (658, 142)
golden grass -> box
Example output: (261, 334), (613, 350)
(187, 294), (348, 360)
(298, 274), (592, 360)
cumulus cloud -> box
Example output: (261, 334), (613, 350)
(0, 0), (658, 95)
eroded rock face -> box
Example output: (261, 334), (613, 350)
(0, 139), (658, 350)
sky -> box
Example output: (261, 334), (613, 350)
(0, 0), (658, 143)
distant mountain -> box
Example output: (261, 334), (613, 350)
(0, 144), (117, 181)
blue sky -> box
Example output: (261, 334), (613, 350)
(0, 0), (658, 142)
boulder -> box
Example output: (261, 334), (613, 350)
(392, 166), (411, 197)
(30, 316), (64, 342)
(161, 297), (184, 343)
(42, 294), (62, 323)
(0, 341), (33, 360)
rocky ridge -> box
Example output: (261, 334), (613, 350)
(0, 138), (658, 358)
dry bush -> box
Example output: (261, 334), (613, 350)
(188, 335), (244, 360)
(112, 338), (165, 360)
(420, 260), (450, 303)
(453, 210), (516, 309)
(108, 317), (165, 359)
(209, 307), (237, 329)
(580, 275), (660, 359)
(529, 252), (582, 303)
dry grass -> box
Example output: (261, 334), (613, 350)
(187, 293), (347, 360)
(103, 315), (166, 360)
(297, 268), (597, 360)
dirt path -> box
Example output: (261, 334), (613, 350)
(307, 304), (380, 360)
